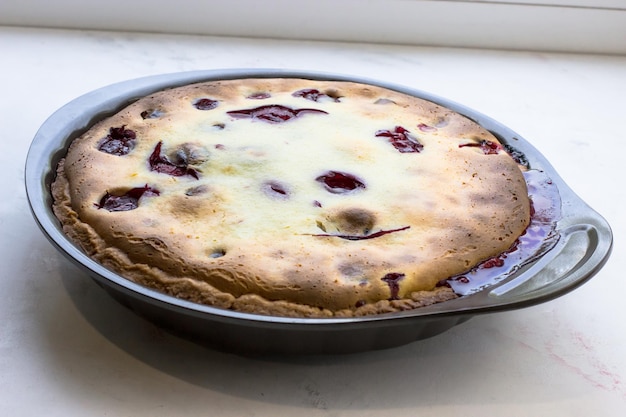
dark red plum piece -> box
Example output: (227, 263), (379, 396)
(504, 143), (530, 168)
(316, 171), (365, 194)
(292, 88), (341, 102)
(310, 225), (410, 241)
(417, 123), (437, 132)
(227, 105), (327, 124)
(375, 126), (423, 153)
(98, 125), (136, 156)
(193, 98), (219, 110)
(96, 185), (159, 212)
(458, 139), (502, 155)
(263, 181), (290, 199)
(449, 276), (470, 284)
(149, 141), (199, 179)
(459, 140), (529, 167)
(381, 272), (405, 300)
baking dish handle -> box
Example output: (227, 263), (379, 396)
(486, 214), (612, 305)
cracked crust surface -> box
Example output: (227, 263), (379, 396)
(52, 78), (530, 317)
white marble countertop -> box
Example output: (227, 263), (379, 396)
(2, 26), (625, 416)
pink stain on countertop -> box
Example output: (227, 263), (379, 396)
(516, 313), (624, 397)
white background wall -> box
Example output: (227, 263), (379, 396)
(1, 0), (625, 54)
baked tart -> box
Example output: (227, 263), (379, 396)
(52, 78), (532, 317)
